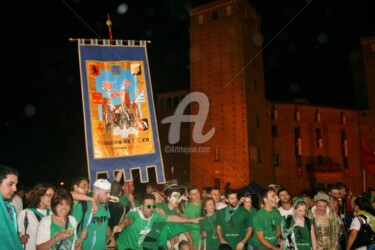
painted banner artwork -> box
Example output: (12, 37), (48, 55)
(77, 39), (165, 183)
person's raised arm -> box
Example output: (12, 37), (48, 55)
(70, 192), (98, 213)
(112, 217), (133, 235)
(166, 215), (203, 224)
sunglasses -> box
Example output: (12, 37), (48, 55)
(144, 204), (156, 209)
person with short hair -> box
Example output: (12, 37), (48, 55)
(70, 177), (98, 213)
(211, 187), (226, 210)
(0, 165), (23, 249)
(346, 197), (375, 250)
(202, 187), (212, 198)
(184, 185), (202, 250)
(277, 188), (293, 218)
(73, 179), (113, 250)
(216, 189), (253, 250)
(119, 180), (140, 209)
(178, 239), (191, 250)
(252, 187), (282, 250)
(113, 193), (202, 250)
(146, 182), (157, 195)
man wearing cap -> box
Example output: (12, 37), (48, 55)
(113, 193), (202, 250)
(308, 191), (341, 250)
(73, 179), (114, 250)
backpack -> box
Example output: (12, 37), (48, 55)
(284, 215), (311, 250)
(350, 215), (375, 250)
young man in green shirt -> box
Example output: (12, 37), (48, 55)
(252, 187), (282, 250)
(216, 189), (253, 250)
(183, 185), (202, 250)
(113, 193), (202, 250)
(73, 179), (114, 250)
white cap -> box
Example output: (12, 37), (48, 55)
(93, 179), (111, 190)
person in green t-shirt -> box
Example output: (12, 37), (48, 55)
(282, 198), (317, 250)
(200, 197), (220, 250)
(118, 180), (140, 209)
(184, 185), (202, 250)
(145, 185), (195, 250)
(70, 177), (98, 214)
(73, 179), (114, 250)
(113, 193), (203, 250)
(240, 194), (257, 250)
(216, 189), (253, 250)
(252, 187), (282, 250)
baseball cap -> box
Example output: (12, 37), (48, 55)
(93, 179), (111, 190)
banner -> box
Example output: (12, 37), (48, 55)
(77, 39), (165, 183)
(361, 135), (375, 174)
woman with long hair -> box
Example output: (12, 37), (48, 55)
(36, 188), (85, 250)
(17, 183), (55, 250)
(200, 197), (220, 250)
(346, 197), (375, 250)
(283, 198), (317, 250)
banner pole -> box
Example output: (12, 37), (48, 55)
(106, 14), (113, 43)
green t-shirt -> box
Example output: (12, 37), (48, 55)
(117, 210), (168, 250)
(216, 206), (251, 250)
(286, 217), (313, 250)
(119, 195), (140, 208)
(143, 203), (179, 250)
(73, 201), (111, 250)
(50, 219), (75, 250)
(200, 214), (220, 250)
(246, 208), (257, 246)
(183, 202), (202, 247)
(252, 208), (281, 248)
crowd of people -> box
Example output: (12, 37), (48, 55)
(1, 165), (375, 250)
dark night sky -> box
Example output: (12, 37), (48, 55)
(1, 0), (375, 187)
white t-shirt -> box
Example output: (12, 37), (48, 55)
(10, 195), (23, 215)
(278, 206), (293, 218)
(216, 202), (227, 210)
(349, 214), (375, 250)
(36, 215), (77, 250)
(17, 208), (51, 250)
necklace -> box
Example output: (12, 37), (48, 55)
(206, 214), (217, 238)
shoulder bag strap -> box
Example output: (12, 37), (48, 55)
(56, 216), (70, 250)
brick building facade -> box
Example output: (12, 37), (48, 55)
(156, 0), (375, 195)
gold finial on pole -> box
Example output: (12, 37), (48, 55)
(106, 14), (113, 41)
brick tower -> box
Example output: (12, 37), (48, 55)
(189, 0), (271, 189)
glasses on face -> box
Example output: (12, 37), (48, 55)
(144, 204), (156, 209)
(44, 193), (53, 198)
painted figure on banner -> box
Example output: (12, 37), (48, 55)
(87, 60), (155, 158)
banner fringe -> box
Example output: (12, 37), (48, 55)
(69, 38), (151, 46)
